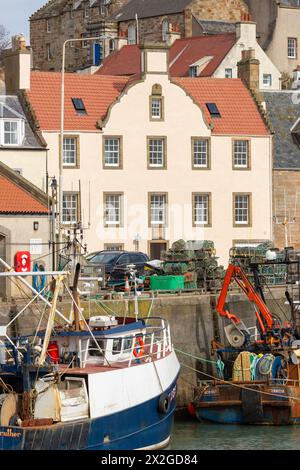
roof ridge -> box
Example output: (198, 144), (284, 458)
(30, 0), (69, 20)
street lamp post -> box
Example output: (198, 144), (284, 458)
(58, 35), (111, 268)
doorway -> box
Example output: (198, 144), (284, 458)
(149, 241), (168, 260)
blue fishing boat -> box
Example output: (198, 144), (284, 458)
(0, 267), (180, 450)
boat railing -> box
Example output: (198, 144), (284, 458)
(78, 317), (173, 368)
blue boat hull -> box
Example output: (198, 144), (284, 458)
(0, 379), (177, 450)
(196, 406), (292, 425)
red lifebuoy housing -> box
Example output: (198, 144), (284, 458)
(133, 337), (144, 358)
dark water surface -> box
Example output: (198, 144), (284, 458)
(169, 418), (300, 450)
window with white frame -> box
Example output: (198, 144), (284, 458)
(150, 194), (166, 225)
(148, 138), (165, 167)
(128, 24), (136, 45)
(233, 140), (249, 168)
(151, 98), (162, 119)
(63, 137), (77, 166)
(0, 119), (24, 146)
(194, 194), (210, 225)
(234, 194), (250, 225)
(104, 137), (121, 167)
(46, 19), (51, 32)
(225, 68), (232, 78)
(263, 74), (272, 87)
(104, 193), (121, 225)
(62, 193), (78, 224)
(288, 38), (297, 58)
(162, 19), (169, 42)
(192, 138), (209, 168)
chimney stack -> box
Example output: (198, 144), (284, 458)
(166, 24), (181, 46)
(237, 48), (260, 96)
(3, 35), (31, 94)
(116, 30), (128, 50)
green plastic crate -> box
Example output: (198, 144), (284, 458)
(150, 275), (184, 290)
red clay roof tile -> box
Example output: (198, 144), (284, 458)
(173, 77), (269, 136)
(27, 72), (129, 131)
(0, 175), (48, 214)
(97, 34), (236, 78)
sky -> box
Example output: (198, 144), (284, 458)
(1, 0), (45, 42)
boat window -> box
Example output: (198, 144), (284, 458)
(88, 339), (105, 357)
(112, 338), (122, 355)
(123, 337), (133, 353)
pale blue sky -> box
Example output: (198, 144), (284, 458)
(2, 0), (45, 42)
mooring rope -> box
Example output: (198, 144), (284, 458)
(179, 361), (300, 401)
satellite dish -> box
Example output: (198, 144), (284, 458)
(224, 324), (246, 348)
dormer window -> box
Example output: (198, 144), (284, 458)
(0, 119), (25, 146)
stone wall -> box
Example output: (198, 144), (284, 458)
(119, 13), (185, 44)
(0, 288), (290, 407)
(30, 0), (250, 71)
(30, 0), (128, 71)
(185, 0), (249, 36)
(273, 170), (300, 250)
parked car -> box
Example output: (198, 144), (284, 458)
(84, 250), (150, 286)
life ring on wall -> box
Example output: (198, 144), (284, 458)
(133, 337), (144, 358)
(158, 392), (170, 414)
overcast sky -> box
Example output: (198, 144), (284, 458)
(2, 0), (45, 42)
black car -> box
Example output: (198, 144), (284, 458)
(84, 250), (150, 281)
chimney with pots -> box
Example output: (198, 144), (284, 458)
(116, 30), (128, 50)
(166, 24), (181, 46)
(3, 35), (31, 94)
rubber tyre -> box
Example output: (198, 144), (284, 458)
(158, 393), (170, 414)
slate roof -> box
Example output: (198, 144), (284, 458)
(0, 96), (44, 149)
(195, 19), (236, 35)
(263, 91), (300, 169)
(109, 0), (192, 21)
(98, 34), (236, 77)
(27, 72), (129, 131)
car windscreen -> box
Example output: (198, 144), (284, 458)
(87, 253), (120, 264)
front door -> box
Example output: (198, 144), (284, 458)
(93, 42), (103, 66)
(149, 241), (167, 260)
(0, 234), (6, 299)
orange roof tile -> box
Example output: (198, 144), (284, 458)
(0, 175), (48, 214)
(173, 78), (269, 136)
(97, 34), (236, 78)
(27, 72), (129, 131)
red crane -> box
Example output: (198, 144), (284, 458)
(216, 264), (280, 348)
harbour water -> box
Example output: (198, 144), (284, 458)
(169, 418), (300, 450)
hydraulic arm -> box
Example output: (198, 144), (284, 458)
(216, 264), (275, 339)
